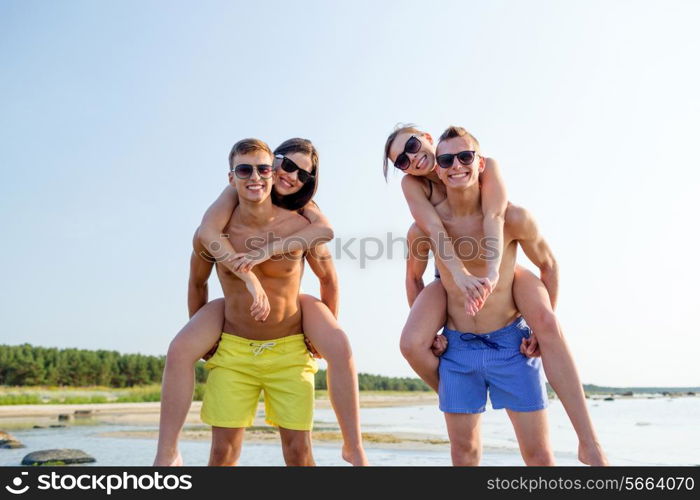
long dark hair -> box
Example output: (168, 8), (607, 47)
(271, 138), (319, 211)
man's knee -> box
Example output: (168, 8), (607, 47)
(210, 442), (238, 466)
(282, 438), (312, 466)
(451, 439), (480, 465)
(522, 447), (555, 466)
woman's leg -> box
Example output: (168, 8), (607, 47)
(299, 294), (368, 466)
(512, 266), (608, 466)
(154, 298), (225, 466)
(399, 280), (447, 392)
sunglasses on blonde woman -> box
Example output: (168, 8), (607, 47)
(393, 136), (422, 170)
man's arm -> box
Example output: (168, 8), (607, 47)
(511, 207), (559, 309)
(188, 231), (216, 318)
(305, 243), (339, 317)
(406, 223), (431, 307)
(401, 175), (486, 315)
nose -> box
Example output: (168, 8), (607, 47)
(250, 168), (261, 180)
(407, 151), (420, 168)
(448, 156), (464, 170)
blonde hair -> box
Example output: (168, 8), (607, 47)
(438, 126), (481, 152)
(382, 123), (424, 181)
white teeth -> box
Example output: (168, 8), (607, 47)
(450, 173), (468, 178)
(247, 185), (263, 190)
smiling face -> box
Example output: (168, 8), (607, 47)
(273, 151), (313, 196)
(387, 131), (436, 176)
(228, 150), (275, 203)
(435, 135), (484, 190)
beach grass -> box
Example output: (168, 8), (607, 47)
(0, 384), (165, 405)
(0, 385), (441, 406)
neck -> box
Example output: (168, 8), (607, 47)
(446, 182), (482, 217)
(425, 170), (441, 183)
(238, 196), (274, 226)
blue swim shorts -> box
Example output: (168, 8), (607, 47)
(438, 317), (548, 414)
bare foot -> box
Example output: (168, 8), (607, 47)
(579, 441), (608, 466)
(153, 451), (183, 466)
(342, 445), (369, 466)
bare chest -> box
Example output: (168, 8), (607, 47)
(221, 224), (304, 280)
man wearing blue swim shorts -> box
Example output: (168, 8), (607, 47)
(407, 126), (556, 466)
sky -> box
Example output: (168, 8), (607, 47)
(1, 0), (699, 386)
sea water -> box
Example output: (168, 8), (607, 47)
(1, 397), (697, 466)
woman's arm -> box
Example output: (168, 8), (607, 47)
(230, 201), (335, 273)
(401, 175), (485, 315)
(304, 243), (339, 317)
(191, 228), (270, 321)
(197, 185), (240, 266)
(480, 157), (508, 288)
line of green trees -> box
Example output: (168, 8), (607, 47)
(0, 344), (430, 391)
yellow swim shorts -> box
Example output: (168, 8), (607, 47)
(200, 333), (318, 431)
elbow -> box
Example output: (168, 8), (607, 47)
(195, 225), (214, 249)
(540, 258), (559, 279)
(319, 225), (334, 244)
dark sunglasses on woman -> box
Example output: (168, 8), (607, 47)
(275, 154), (315, 184)
(232, 163), (274, 179)
(436, 150), (477, 169)
(393, 136), (422, 170)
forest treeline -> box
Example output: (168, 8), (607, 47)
(0, 344), (430, 391)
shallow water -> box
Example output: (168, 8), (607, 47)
(1, 397), (697, 466)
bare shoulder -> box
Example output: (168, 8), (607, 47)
(401, 173), (430, 196)
(273, 206), (310, 230)
(483, 156), (499, 170)
(504, 203), (536, 239)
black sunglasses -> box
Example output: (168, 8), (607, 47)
(393, 136), (422, 170)
(436, 150), (477, 169)
(231, 163), (274, 179)
(275, 154), (315, 184)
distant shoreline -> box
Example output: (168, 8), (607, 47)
(0, 392), (439, 420)
(0, 384), (697, 407)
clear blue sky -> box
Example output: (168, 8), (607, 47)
(2, 0), (699, 386)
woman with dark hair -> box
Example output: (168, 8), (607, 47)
(154, 138), (368, 466)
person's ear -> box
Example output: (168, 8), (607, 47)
(228, 170), (235, 185)
(424, 133), (434, 144)
(479, 156), (486, 172)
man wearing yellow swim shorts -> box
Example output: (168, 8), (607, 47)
(191, 138), (318, 466)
